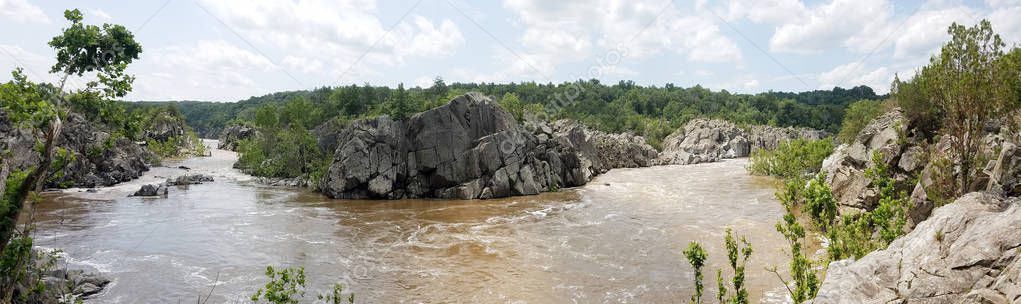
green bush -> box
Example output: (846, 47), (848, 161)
(837, 99), (885, 144)
(683, 242), (707, 304)
(826, 152), (909, 260)
(748, 138), (834, 179)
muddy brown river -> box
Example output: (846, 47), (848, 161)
(31, 140), (802, 303)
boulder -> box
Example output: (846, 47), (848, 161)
(144, 113), (187, 142)
(0, 111), (150, 189)
(13, 250), (111, 303)
(549, 119), (658, 175)
(746, 125), (827, 152)
(218, 124), (259, 151)
(166, 174), (214, 186)
(656, 118), (826, 165)
(131, 183), (168, 197)
(986, 142), (1021, 197)
(813, 192), (1021, 303)
(821, 109), (919, 211)
(321, 93), (590, 200)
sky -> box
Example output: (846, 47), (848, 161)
(1, 0), (1019, 102)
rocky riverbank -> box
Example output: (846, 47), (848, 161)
(319, 93), (659, 200)
(656, 118), (827, 165)
(814, 192), (1020, 303)
(1, 111), (151, 188)
(812, 108), (1021, 302)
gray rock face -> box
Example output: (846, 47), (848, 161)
(813, 192), (1021, 304)
(747, 125), (828, 152)
(144, 113), (187, 142)
(986, 142), (1021, 197)
(821, 109), (920, 212)
(166, 174), (214, 186)
(131, 183), (168, 197)
(322, 93), (589, 199)
(217, 124), (258, 151)
(0, 111), (150, 188)
(656, 118), (826, 165)
(549, 119), (658, 175)
(12, 250), (111, 303)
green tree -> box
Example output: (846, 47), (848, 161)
(389, 83), (411, 120)
(499, 92), (524, 121)
(0, 9), (141, 278)
(907, 20), (1020, 196)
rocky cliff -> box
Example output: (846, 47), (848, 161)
(217, 124), (258, 151)
(656, 118), (826, 165)
(820, 110), (921, 213)
(1, 111), (151, 188)
(321, 93), (591, 199)
(813, 192), (1020, 303)
(547, 119), (658, 175)
(822, 108), (1021, 224)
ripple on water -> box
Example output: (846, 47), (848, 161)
(32, 155), (806, 303)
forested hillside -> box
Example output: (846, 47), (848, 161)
(152, 81), (882, 147)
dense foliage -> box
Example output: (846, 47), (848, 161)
(0, 8), (142, 302)
(894, 20), (1021, 197)
(161, 80), (881, 144)
(837, 99), (888, 144)
(748, 138), (834, 179)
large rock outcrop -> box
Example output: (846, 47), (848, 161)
(813, 192), (1021, 303)
(1, 111), (150, 188)
(217, 124), (258, 151)
(820, 110), (921, 212)
(548, 119), (658, 175)
(656, 118), (826, 165)
(321, 93), (589, 199)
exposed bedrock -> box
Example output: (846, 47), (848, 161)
(656, 118), (827, 165)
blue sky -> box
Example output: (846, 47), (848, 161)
(1, 0), (1019, 102)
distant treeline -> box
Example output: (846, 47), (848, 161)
(141, 80), (884, 147)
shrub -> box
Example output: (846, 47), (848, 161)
(837, 99), (885, 144)
(683, 242), (707, 304)
(748, 138), (834, 179)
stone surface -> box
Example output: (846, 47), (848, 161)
(217, 124), (258, 151)
(1, 111), (151, 189)
(656, 118), (826, 165)
(321, 93), (590, 199)
(986, 142), (1021, 197)
(813, 192), (1021, 304)
(131, 183), (168, 197)
(821, 109), (920, 211)
(12, 250), (112, 303)
(550, 119), (658, 175)
(166, 174), (214, 186)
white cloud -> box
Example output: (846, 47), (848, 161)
(770, 0), (892, 54)
(714, 0), (807, 24)
(130, 40), (279, 100)
(281, 55), (323, 74)
(0, 44), (55, 83)
(501, 0), (742, 81)
(0, 0), (50, 24)
(88, 8), (112, 22)
(196, 0), (464, 76)
(988, 4), (1021, 44)
(892, 6), (975, 59)
(818, 63), (892, 92)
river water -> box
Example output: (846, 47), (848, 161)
(32, 140), (798, 303)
